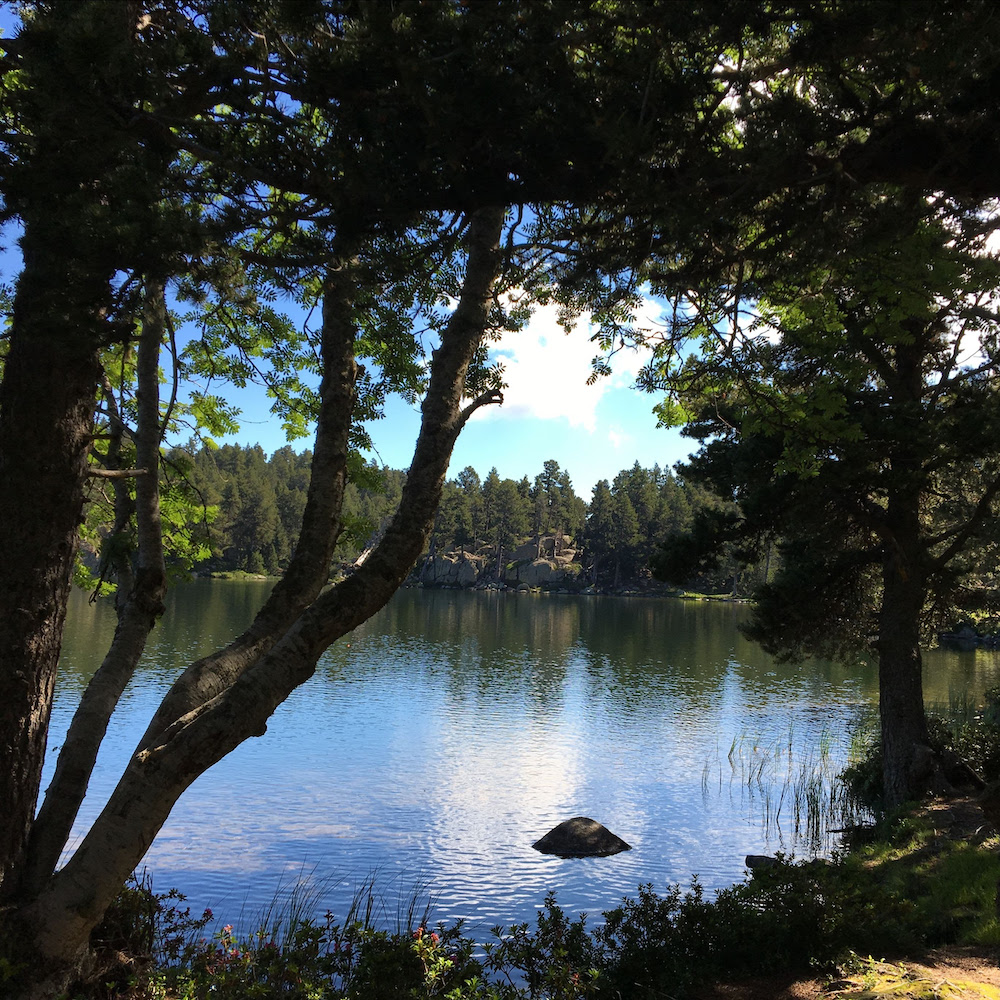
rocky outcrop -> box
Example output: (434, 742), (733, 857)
(505, 558), (565, 588)
(532, 816), (631, 858)
(503, 537), (582, 589)
(419, 535), (584, 590)
(420, 553), (485, 587)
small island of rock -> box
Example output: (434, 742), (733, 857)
(532, 817), (632, 858)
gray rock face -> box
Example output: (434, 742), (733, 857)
(532, 817), (631, 858)
(422, 553), (484, 587)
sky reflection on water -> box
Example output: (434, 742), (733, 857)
(48, 583), (1000, 937)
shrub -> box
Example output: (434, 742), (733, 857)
(484, 894), (599, 1000)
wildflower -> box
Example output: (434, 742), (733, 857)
(414, 927), (424, 940)
(429, 932), (440, 945)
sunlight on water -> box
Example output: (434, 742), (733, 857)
(48, 583), (1000, 937)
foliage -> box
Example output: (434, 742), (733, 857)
(484, 895), (600, 1000)
(57, 797), (1000, 1000)
(168, 445), (741, 591)
(950, 688), (1000, 785)
(844, 688), (1000, 813)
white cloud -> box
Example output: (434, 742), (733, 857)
(475, 298), (662, 432)
(607, 426), (629, 450)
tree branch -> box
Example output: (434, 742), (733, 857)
(86, 468), (150, 479)
(136, 250), (361, 750)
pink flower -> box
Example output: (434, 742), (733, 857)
(429, 932), (440, 945)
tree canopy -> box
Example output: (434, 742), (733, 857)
(2, 3), (1000, 994)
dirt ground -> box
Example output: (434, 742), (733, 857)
(690, 950), (1000, 1000)
(690, 796), (1000, 1000)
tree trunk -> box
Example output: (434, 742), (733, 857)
(878, 552), (931, 810)
(19, 279), (170, 898)
(878, 339), (932, 811)
(8, 206), (507, 997)
(0, 258), (103, 898)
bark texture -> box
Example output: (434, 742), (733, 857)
(878, 532), (931, 810)
(0, 251), (104, 897)
(20, 280), (171, 896)
(14, 206), (506, 989)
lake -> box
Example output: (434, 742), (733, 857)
(47, 581), (1000, 938)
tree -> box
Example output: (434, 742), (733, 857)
(651, 208), (1000, 808)
(533, 2), (1000, 808)
(0, 4), (745, 993)
(0, 4), (506, 991)
(612, 464), (660, 574)
(491, 477), (531, 576)
(454, 466), (483, 551)
(585, 480), (614, 586)
(481, 466), (502, 555)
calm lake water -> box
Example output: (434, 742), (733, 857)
(48, 582), (1000, 937)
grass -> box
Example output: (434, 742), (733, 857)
(841, 811), (1000, 949)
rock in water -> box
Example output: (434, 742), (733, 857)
(532, 817), (631, 858)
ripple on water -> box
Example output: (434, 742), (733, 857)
(48, 585), (921, 937)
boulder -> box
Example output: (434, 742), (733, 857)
(532, 817), (631, 858)
(512, 541), (540, 562)
(455, 555), (479, 587)
(518, 560), (559, 587)
(504, 558), (581, 588)
(422, 553), (484, 587)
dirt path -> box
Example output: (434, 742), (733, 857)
(692, 796), (1000, 1000)
(689, 950), (1000, 999)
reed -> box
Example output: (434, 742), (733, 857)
(706, 721), (873, 855)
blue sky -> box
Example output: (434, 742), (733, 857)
(221, 298), (693, 498)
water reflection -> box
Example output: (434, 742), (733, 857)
(48, 583), (1000, 937)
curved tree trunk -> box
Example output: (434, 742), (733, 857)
(8, 205), (506, 998)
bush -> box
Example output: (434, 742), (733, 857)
(594, 859), (919, 999)
(484, 894), (599, 999)
(156, 914), (483, 1000)
(951, 686), (1000, 782)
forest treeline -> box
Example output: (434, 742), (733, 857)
(155, 442), (754, 593)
